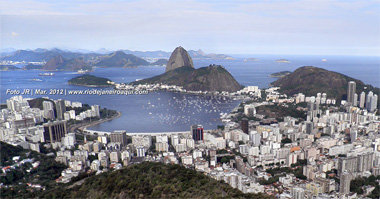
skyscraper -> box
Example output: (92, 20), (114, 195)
(43, 101), (55, 120)
(347, 81), (356, 104)
(366, 91), (373, 110)
(368, 94), (378, 112)
(359, 91), (366, 108)
(241, 118), (249, 134)
(43, 120), (67, 143)
(191, 125), (204, 142)
(353, 93), (358, 107)
(55, 99), (66, 120)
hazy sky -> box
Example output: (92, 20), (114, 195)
(1, 0), (379, 56)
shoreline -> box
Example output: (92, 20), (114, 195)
(68, 111), (122, 134)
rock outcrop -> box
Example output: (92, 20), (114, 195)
(166, 46), (194, 72)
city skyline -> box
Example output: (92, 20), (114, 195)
(1, 0), (380, 56)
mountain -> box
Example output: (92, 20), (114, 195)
(271, 66), (380, 105)
(166, 46), (194, 72)
(40, 162), (271, 199)
(136, 65), (242, 92)
(68, 74), (112, 87)
(0, 65), (21, 71)
(151, 59), (168, 66)
(1, 49), (101, 62)
(122, 49), (171, 58)
(42, 55), (91, 71)
(94, 51), (149, 68)
(188, 49), (234, 60)
(22, 63), (43, 70)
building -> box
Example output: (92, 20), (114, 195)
(136, 146), (146, 157)
(291, 187), (305, 199)
(43, 101), (55, 120)
(347, 81), (356, 105)
(109, 130), (127, 146)
(55, 99), (66, 120)
(368, 94), (378, 112)
(359, 91), (366, 108)
(43, 121), (67, 143)
(306, 122), (314, 135)
(339, 171), (352, 194)
(63, 133), (76, 148)
(191, 125), (204, 142)
(241, 119), (249, 134)
(91, 105), (100, 117)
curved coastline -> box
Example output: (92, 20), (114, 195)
(68, 111), (122, 134)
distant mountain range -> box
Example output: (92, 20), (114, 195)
(1, 48), (234, 62)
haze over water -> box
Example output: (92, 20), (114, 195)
(1, 54), (379, 132)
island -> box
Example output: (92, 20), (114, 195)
(275, 59), (290, 63)
(244, 58), (260, 62)
(270, 71), (291, 78)
(68, 74), (113, 87)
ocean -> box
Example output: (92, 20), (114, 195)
(1, 54), (379, 132)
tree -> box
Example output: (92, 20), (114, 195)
(281, 138), (292, 144)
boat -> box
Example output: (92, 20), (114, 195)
(31, 79), (43, 81)
(39, 72), (55, 76)
(322, 59), (327, 62)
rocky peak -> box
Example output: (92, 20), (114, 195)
(166, 46), (194, 72)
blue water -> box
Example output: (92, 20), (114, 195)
(1, 54), (379, 132)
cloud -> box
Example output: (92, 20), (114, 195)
(11, 32), (19, 37)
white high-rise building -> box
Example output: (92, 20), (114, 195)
(91, 105), (100, 117)
(63, 133), (76, 148)
(359, 91), (366, 108)
(347, 81), (356, 104)
(366, 91), (374, 110)
(368, 94), (378, 112)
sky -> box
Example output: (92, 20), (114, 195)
(1, 0), (380, 56)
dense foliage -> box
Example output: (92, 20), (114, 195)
(40, 162), (272, 199)
(68, 74), (112, 86)
(0, 142), (67, 198)
(350, 175), (380, 198)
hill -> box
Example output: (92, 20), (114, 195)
(135, 65), (242, 92)
(27, 98), (56, 110)
(40, 162), (272, 199)
(270, 71), (291, 78)
(1, 49), (101, 62)
(68, 74), (112, 87)
(0, 142), (67, 198)
(22, 63), (43, 70)
(42, 55), (92, 71)
(271, 66), (380, 106)
(94, 51), (149, 68)
(0, 65), (21, 71)
(151, 58), (168, 66)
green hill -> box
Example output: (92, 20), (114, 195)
(41, 162), (272, 199)
(94, 51), (149, 68)
(68, 74), (112, 87)
(22, 63), (43, 70)
(135, 65), (242, 92)
(42, 55), (92, 71)
(272, 66), (380, 107)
